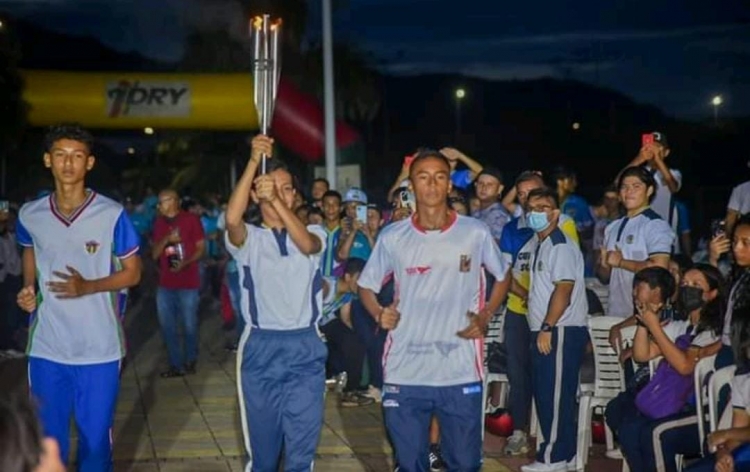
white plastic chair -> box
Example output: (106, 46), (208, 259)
(575, 316), (626, 471)
(693, 355), (718, 457)
(708, 365), (737, 433)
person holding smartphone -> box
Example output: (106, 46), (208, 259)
(336, 188), (373, 262)
(615, 131), (682, 234)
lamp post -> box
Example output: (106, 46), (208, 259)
(711, 95), (723, 126)
(455, 87), (465, 143)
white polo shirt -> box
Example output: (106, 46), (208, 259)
(728, 181), (750, 215)
(733, 373), (750, 414)
(16, 191), (140, 365)
(649, 166), (682, 224)
(226, 224), (327, 330)
(604, 208), (675, 318)
(528, 227), (588, 331)
(662, 320), (720, 347)
(358, 212), (509, 387)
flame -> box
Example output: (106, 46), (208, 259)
(251, 16), (263, 31)
(271, 19), (283, 30)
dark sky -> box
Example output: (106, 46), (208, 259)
(2, 0), (749, 119)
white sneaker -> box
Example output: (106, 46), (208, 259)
(520, 461), (568, 472)
(504, 430), (529, 455)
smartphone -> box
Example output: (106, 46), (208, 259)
(0, 201), (8, 212)
(641, 133), (654, 147)
(404, 154), (416, 168)
(356, 205), (368, 225)
(711, 219), (726, 238)
(399, 189), (416, 213)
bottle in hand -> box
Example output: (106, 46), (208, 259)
(165, 228), (184, 269)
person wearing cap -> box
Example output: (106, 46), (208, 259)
(473, 166), (511, 243)
(337, 187), (373, 262)
(725, 160), (750, 235)
(616, 131), (681, 228)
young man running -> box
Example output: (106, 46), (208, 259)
(16, 124), (142, 471)
(358, 149), (510, 472)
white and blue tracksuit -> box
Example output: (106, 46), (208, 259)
(226, 223), (328, 472)
(528, 227), (589, 465)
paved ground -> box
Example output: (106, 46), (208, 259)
(2, 276), (621, 471)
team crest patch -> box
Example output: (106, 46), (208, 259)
(626, 235), (634, 244)
(459, 255), (471, 272)
(85, 240), (100, 254)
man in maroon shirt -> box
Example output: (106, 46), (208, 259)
(151, 189), (206, 377)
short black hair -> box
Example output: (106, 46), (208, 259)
(0, 394), (44, 472)
(308, 207), (324, 219)
(618, 166), (657, 203)
(633, 266), (676, 303)
(477, 166), (504, 185)
(43, 123), (94, 153)
(321, 190), (342, 203)
(526, 187), (559, 208)
(313, 178), (330, 188)
(366, 203), (382, 217)
(264, 158), (289, 174)
(515, 170), (545, 187)
(736, 213), (750, 232)
(553, 166), (577, 182)
(344, 257), (366, 276)
(409, 148), (451, 178)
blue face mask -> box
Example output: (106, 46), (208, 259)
(527, 211), (550, 232)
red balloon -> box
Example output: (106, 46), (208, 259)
(271, 79), (360, 162)
(485, 409), (514, 437)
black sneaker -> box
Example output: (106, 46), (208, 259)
(340, 391), (375, 407)
(429, 443), (445, 471)
(184, 361), (197, 375)
(160, 367), (185, 378)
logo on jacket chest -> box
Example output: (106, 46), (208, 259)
(85, 240), (101, 254)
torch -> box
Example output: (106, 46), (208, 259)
(250, 15), (282, 174)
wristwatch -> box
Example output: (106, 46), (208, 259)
(541, 322), (553, 332)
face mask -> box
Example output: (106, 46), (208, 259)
(679, 285), (705, 313)
(527, 211), (550, 232)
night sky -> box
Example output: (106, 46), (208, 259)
(2, 0), (749, 119)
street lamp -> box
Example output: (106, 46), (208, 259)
(454, 87), (466, 143)
(572, 122), (581, 131)
(711, 95), (723, 126)
(144, 127), (154, 135)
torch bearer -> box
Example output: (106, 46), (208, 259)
(251, 15), (282, 174)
